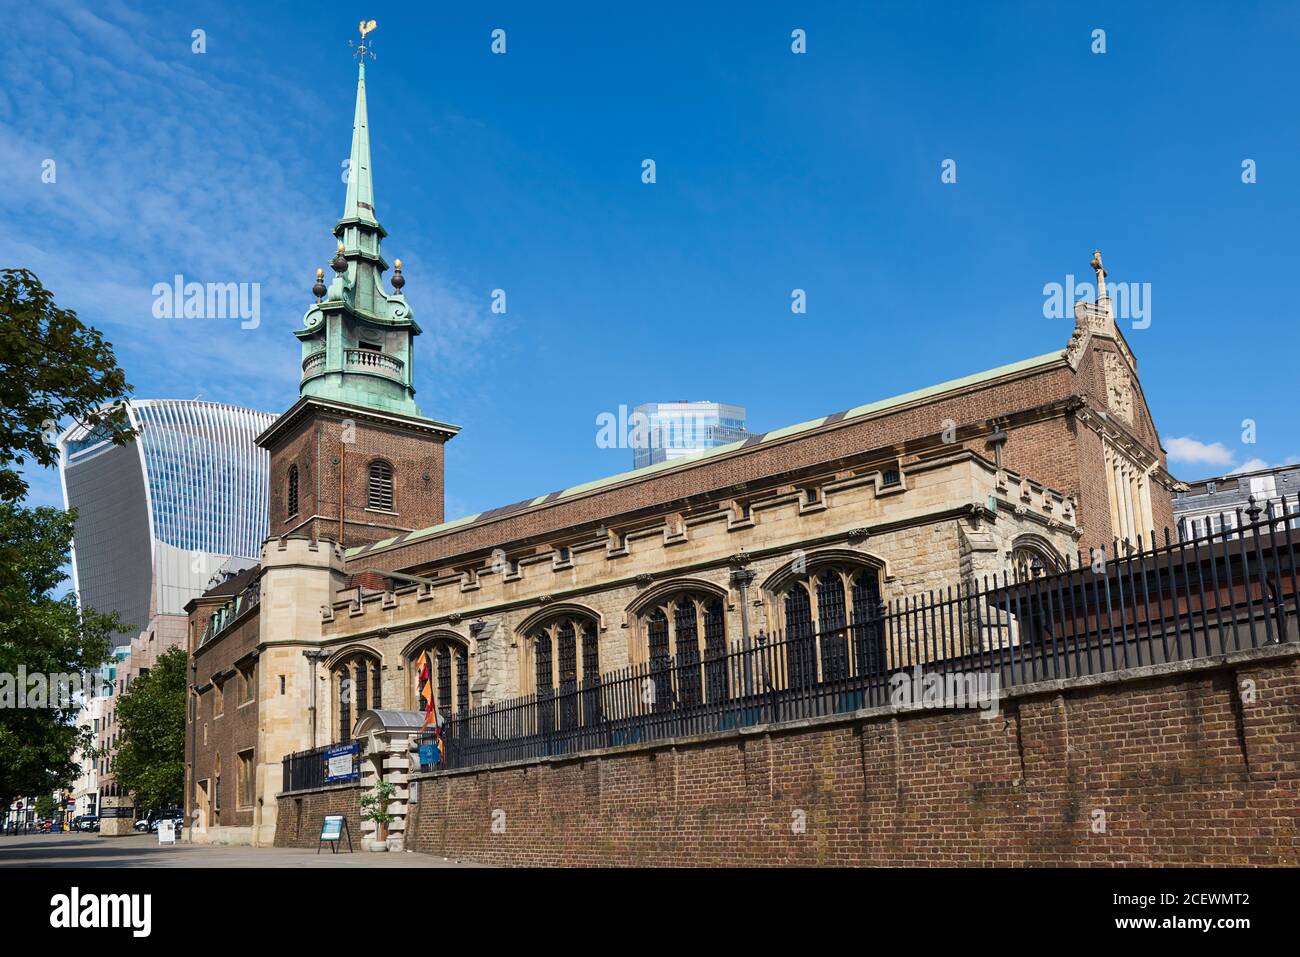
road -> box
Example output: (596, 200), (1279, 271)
(0, 831), (485, 867)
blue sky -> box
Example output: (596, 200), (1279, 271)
(5, 0), (1299, 528)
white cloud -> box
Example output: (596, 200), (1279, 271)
(1228, 458), (1271, 475)
(0, 2), (496, 431)
(1165, 436), (1236, 467)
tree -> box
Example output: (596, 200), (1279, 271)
(0, 267), (134, 504)
(0, 503), (120, 815)
(114, 646), (187, 811)
(360, 779), (398, 843)
(0, 268), (132, 813)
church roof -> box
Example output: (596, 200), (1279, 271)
(345, 347), (1067, 560)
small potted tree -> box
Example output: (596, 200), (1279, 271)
(359, 780), (397, 852)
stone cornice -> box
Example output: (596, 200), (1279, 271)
(255, 395), (460, 449)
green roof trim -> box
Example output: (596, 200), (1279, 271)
(345, 348), (1066, 558)
(842, 350), (1063, 419)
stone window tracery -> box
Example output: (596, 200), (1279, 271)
(406, 634), (470, 718)
(523, 613), (601, 730)
(332, 651), (381, 741)
(635, 591), (728, 708)
(772, 562), (885, 686)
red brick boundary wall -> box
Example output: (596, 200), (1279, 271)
(405, 648), (1299, 866)
(274, 784), (363, 849)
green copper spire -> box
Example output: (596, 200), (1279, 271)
(294, 47), (426, 420)
(342, 59), (379, 229)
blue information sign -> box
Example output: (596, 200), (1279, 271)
(324, 742), (360, 783)
(418, 741), (441, 769)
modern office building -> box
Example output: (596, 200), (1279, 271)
(1173, 462), (1300, 540)
(59, 400), (272, 830)
(58, 400), (274, 643)
(631, 400), (751, 469)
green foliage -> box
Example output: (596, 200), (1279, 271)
(0, 267), (134, 504)
(33, 793), (57, 818)
(114, 646), (187, 811)
(359, 779), (397, 827)
(0, 501), (118, 812)
(0, 268), (131, 810)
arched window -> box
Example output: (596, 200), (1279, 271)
(524, 613), (600, 731)
(636, 591), (729, 707)
(773, 561), (886, 686)
(287, 465), (299, 517)
(331, 651), (381, 741)
(406, 634), (470, 718)
(367, 459), (394, 511)
(1010, 539), (1062, 583)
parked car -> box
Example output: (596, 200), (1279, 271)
(71, 815), (99, 832)
(149, 808), (185, 833)
(134, 808), (184, 833)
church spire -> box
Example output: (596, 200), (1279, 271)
(293, 20), (427, 421)
(330, 23), (389, 320)
(341, 57), (379, 229)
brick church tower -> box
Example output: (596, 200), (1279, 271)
(258, 53), (459, 548)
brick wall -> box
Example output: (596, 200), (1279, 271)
(273, 785), (363, 849)
(406, 650), (1299, 866)
(266, 405), (448, 548)
(188, 608), (260, 833)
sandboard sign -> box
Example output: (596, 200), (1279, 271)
(158, 819), (177, 845)
(318, 814), (353, 854)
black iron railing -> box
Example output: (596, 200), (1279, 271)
(415, 497), (1300, 772)
(281, 741), (359, 792)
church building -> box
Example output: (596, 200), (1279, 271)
(184, 53), (1176, 846)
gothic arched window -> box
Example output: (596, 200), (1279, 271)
(1010, 540), (1062, 583)
(524, 613), (600, 730)
(773, 561), (885, 686)
(367, 459), (394, 511)
(287, 465), (299, 517)
(407, 634), (470, 719)
(636, 591), (729, 707)
(332, 651), (382, 742)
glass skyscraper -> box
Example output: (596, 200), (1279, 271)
(58, 400), (274, 643)
(632, 400), (751, 469)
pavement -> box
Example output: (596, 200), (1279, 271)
(0, 831), (485, 867)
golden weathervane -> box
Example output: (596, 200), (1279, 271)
(350, 19), (378, 59)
